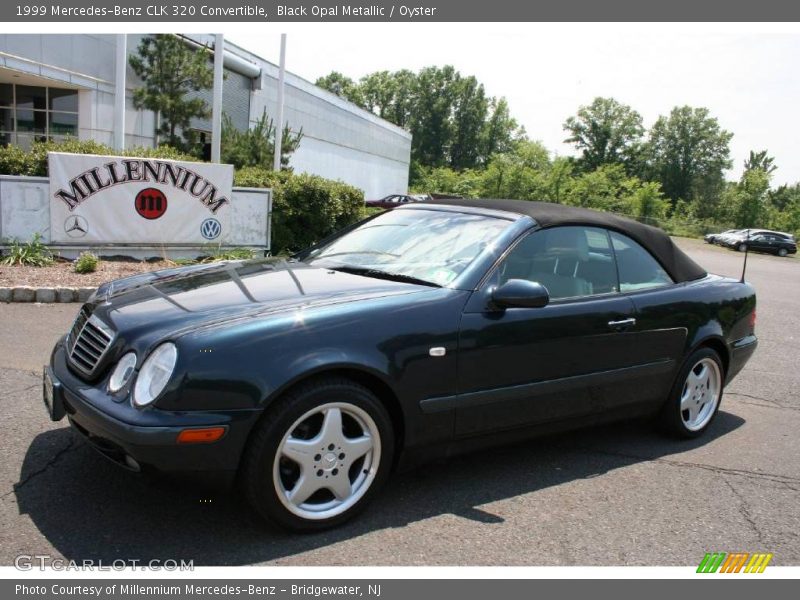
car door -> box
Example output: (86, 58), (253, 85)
(604, 230), (687, 410)
(454, 226), (644, 437)
(765, 235), (783, 253)
(748, 234), (770, 252)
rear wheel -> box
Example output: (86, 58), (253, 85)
(241, 378), (394, 531)
(659, 348), (724, 438)
(778, 247), (788, 257)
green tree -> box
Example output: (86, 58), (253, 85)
(129, 35), (214, 151)
(768, 183), (800, 212)
(563, 97), (644, 172)
(358, 71), (397, 119)
(449, 75), (489, 170)
(314, 71), (363, 104)
(646, 106), (733, 210)
(630, 181), (670, 222)
(387, 69), (417, 128)
(743, 150), (777, 175)
(410, 165), (482, 198)
(767, 191), (800, 235)
(481, 97), (523, 161)
(314, 66), (527, 170)
(221, 109), (303, 170)
(735, 168), (770, 228)
(479, 140), (552, 200)
(563, 164), (640, 213)
(410, 65), (459, 168)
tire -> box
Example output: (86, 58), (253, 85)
(737, 243), (747, 252)
(240, 377), (394, 531)
(659, 348), (725, 439)
(778, 248), (788, 257)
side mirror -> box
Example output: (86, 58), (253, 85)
(491, 279), (550, 309)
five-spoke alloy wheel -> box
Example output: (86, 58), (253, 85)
(274, 402), (380, 521)
(660, 347), (725, 438)
(241, 378), (393, 531)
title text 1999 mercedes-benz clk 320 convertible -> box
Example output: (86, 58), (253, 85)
(43, 199), (757, 530)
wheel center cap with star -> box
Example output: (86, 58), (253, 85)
(322, 452), (338, 470)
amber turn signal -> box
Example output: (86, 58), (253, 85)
(177, 427), (226, 444)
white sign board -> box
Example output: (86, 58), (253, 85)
(48, 152), (234, 244)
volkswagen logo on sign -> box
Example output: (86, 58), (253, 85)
(200, 218), (222, 240)
(64, 215), (89, 238)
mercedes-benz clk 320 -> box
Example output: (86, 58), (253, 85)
(43, 199), (757, 530)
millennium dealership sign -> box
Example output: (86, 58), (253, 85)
(49, 152), (234, 245)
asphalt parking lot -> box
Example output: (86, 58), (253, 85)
(0, 239), (798, 566)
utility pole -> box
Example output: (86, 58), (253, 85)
(273, 34), (287, 172)
(211, 33), (224, 163)
(114, 34), (127, 151)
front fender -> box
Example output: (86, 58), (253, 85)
(155, 289), (467, 419)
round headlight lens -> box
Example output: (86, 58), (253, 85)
(132, 343), (178, 408)
(108, 352), (137, 393)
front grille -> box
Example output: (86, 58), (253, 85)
(67, 307), (114, 378)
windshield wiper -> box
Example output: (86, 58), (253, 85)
(330, 265), (441, 288)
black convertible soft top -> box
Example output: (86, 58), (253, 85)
(425, 198), (707, 283)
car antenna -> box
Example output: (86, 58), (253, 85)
(740, 229), (750, 283)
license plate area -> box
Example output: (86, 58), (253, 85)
(43, 366), (65, 421)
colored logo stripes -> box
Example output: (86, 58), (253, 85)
(697, 552), (773, 573)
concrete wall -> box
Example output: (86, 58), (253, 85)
(0, 175), (271, 259)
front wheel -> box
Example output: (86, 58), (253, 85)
(659, 348), (724, 438)
(241, 378), (394, 531)
(737, 243), (747, 252)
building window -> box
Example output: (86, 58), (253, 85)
(0, 83), (79, 150)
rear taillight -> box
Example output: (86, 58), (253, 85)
(749, 310), (756, 331)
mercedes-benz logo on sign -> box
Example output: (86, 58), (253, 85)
(200, 218), (222, 240)
(64, 215), (88, 238)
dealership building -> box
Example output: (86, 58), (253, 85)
(0, 33), (412, 198)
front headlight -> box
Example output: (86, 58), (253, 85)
(108, 352), (137, 393)
(132, 343), (178, 408)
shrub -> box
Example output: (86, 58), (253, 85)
(221, 109), (303, 170)
(234, 165), (289, 190)
(1, 233), (54, 267)
(122, 145), (197, 162)
(74, 252), (99, 274)
(0, 139), (197, 177)
(234, 167), (365, 253)
(201, 246), (257, 262)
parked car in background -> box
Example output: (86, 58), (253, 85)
(43, 199), (758, 531)
(365, 194), (424, 210)
(725, 231), (797, 256)
(704, 229), (740, 244)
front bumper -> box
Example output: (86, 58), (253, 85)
(45, 340), (262, 486)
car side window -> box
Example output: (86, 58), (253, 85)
(609, 231), (674, 292)
(497, 226), (618, 300)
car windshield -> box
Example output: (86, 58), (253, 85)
(302, 208), (511, 286)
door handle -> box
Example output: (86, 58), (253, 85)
(608, 317), (636, 330)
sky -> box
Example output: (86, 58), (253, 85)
(229, 23), (800, 187)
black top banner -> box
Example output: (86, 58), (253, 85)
(3, 0), (800, 22)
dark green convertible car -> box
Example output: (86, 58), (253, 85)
(43, 199), (757, 530)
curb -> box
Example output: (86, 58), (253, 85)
(0, 286), (96, 303)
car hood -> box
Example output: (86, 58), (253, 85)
(88, 258), (432, 340)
